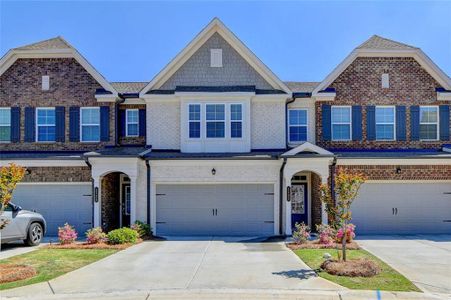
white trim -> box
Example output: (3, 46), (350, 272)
(80, 107), (100, 142)
(331, 106), (352, 141)
(230, 103), (243, 139)
(0, 107), (11, 143)
(188, 103), (201, 139)
(139, 18), (291, 96)
(35, 107), (56, 142)
(283, 141), (333, 156)
(375, 105), (396, 141)
(125, 109), (139, 137)
(288, 108), (308, 143)
(437, 91), (451, 101)
(419, 105), (439, 141)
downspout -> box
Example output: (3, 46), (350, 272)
(279, 157), (287, 236)
(330, 156), (337, 224)
(83, 156), (95, 229)
(285, 96), (296, 149)
(145, 160), (151, 226)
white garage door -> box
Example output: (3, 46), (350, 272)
(12, 183), (93, 236)
(156, 184), (274, 236)
(352, 182), (451, 234)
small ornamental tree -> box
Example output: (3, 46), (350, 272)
(0, 163), (26, 230)
(320, 170), (365, 261)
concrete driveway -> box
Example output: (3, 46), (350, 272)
(358, 234), (451, 294)
(4, 236), (341, 297)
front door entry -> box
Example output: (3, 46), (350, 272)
(121, 184), (131, 227)
(291, 183), (308, 229)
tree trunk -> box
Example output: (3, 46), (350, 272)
(342, 220), (347, 262)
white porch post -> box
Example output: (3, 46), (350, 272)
(284, 177), (292, 236)
(129, 176), (137, 224)
(321, 177), (328, 225)
(93, 176), (101, 228)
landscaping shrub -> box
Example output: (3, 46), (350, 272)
(292, 222), (310, 244)
(130, 220), (151, 238)
(320, 258), (381, 277)
(316, 224), (336, 246)
(58, 223), (77, 244)
(107, 227), (139, 245)
(86, 227), (107, 244)
(336, 223), (356, 243)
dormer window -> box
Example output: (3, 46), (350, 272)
(381, 73), (389, 88)
(42, 76), (50, 91)
(210, 49), (223, 67)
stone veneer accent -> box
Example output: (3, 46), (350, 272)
(22, 166), (91, 182)
(316, 57), (447, 150)
(101, 172), (121, 232)
(0, 58), (116, 151)
(336, 164), (451, 180)
(118, 104), (145, 145)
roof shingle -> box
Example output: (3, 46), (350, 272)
(110, 82), (147, 93)
(284, 81), (320, 93)
(357, 35), (417, 50)
(14, 36), (72, 50)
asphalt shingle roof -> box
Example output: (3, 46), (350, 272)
(14, 36), (72, 50)
(357, 35), (418, 50)
(284, 82), (320, 93)
(110, 82), (147, 93)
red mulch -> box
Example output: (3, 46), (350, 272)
(0, 264), (37, 283)
(45, 238), (143, 250)
(286, 240), (360, 250)
(320, 258), (381, 277)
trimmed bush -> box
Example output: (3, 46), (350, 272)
(107, 227), (139, 245)
(292, 222), (310, 244)
(58, 223), (77, 245)
(86, 227), (107, 244)
(130, 220), (151, 238)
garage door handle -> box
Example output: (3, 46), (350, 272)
(392, 208), (395, 215)
(395, 208), (398, 215)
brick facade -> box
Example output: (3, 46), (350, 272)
(310, 172), (322, 230)
(21, 166), (91, 182)
(101, 172), (121, 232)
(316, 57), (447, 150)
(118, 104), (145, 145)
(0, 58), (116, 151)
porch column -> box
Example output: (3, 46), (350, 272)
(321, 177), (328, 225)
(283, 177), (292, 236)
(93, 176), (101, 227)
(129, 176), (137, 224)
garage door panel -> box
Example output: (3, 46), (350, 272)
(156, 184), (274, 236)
(352, 183), (451, 234)
(12, 184), (93, 236)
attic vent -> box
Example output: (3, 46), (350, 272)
(42, 76), (50, 91)
(381, 73), (389, 88)
(210, 49), (222, 67)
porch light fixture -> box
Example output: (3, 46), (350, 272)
(396, 166), (401, 174)
(211, 168), (216, 175)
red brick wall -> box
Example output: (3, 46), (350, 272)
(0, 58), (116, 151)
(21, 166), (91, 182)
(118, 104), (145, 145)
(336, 164), (451, 180)
(311, 172), (322, 229)
(316, 57), (447, 150)
(101, 172), (120, 232)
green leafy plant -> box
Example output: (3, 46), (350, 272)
(107, 227), (139, 245)
(130, 220), (151, 238)
(86, 227), (107, 244)
(292, 222), (310, 244)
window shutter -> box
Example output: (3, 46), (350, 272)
(410, 105), (420, 141)
(69, 106), (80, 142)
(100, 106), (110, 142)
(119, 109), (126, 137)
(366, 106), (376, 141)
(439, 105), (450, 141)
(55, 106), (65, 142)
(10, 107), (20, 143)
(24, 107), (35, 142)
(322, 105), (331, 141)
(396, 106), (406, 141)
(139, 108), (146, 137)
(352, 106), (362, 141)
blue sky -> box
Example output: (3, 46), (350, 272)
(1, 1), (450, 83)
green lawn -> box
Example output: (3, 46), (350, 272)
(293, 248), (420, 292)
(0, 248), (117, 290)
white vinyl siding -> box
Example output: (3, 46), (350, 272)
(0, 108), (11, 142)
(420, 106), (439, 141)
(331, 106), (351, 141)
(375, 106), (395, 141)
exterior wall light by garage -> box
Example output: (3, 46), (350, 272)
(211, 168), (216, 175)
(396, 166), (401, 174)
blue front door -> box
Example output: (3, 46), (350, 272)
(291, 183), (308, 229)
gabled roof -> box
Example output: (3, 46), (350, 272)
(284, 81), (320, 93)
(0, 36), (118, 97)
(357, 35), (418, 50)
(312, 35), (451, 96)
(140, 18), (291, 96)
(111, 82), (147, 93)
(282, 142), (334, 157)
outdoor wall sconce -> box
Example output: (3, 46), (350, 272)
(396, 166), (401, 174)
(211, 168), (216, 175)
(287, 186), (291, 202)
(25, 169), (31, 175)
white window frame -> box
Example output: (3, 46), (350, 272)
(188, 103), (201, 139)
(80, 107), (100, 142)
(419, 105), (439, 141)
(230, 103), (243, 139)
(210, 49), (223, 67)
(331, 106), (352, 141)
(0, 107), (11, 143)
(36, 107), (56, 142)
(205, 103), (226, 139)
(125, 109), (139, 137)
(375, 105), (396, 141)
(288, 108), (308, 143)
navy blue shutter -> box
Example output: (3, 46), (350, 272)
(24, 107), (35, 142)
(139, 109), (146, 137)
(410, 106), (420, 141)
(10, 107), (20, 142)
(352, 105), (362, 141)
(55, 106), (65, 142)
(396, 106), (406, 141)
(439, 105), (450, 141)
(366, 106), (376, 141)
(322, 105), (331, 141)
(69, 107), (80, 142)
(119, 109), (126, 137)
(100, 106), (110, 142)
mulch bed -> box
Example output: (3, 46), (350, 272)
(320, 258), (381, 277)
(0, 264), (37, 283)
(287, 240), (360, 250)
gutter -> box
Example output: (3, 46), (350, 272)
(279, 157), (287, 235)
(330, 156), (337, 208)
(145, 160), (151, 226)
(285, 95), (296, 149)
(83, 156), (95, 230)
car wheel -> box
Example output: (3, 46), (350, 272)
(25, 223), (43, 246)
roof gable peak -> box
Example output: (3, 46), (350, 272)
(14, 36), (72, 51)
(357, 35), (418, 51)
